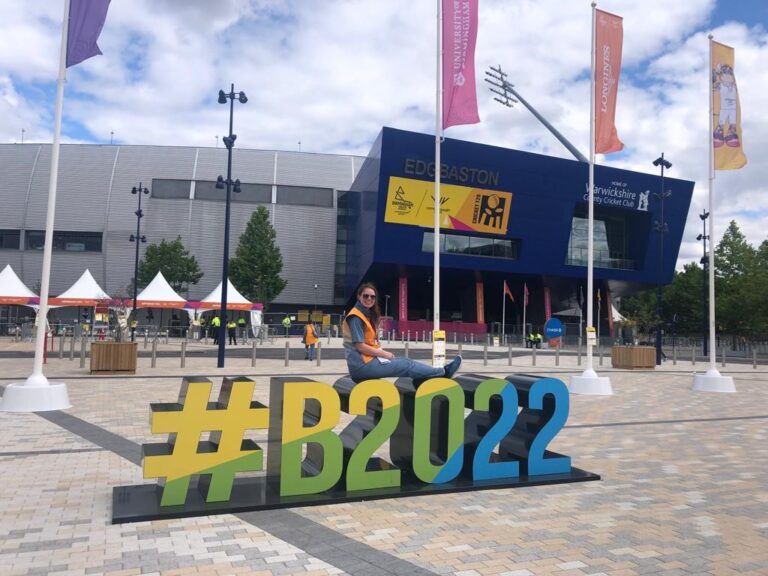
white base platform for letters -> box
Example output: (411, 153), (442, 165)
(0, 376), (70, 412)
(569, 369), (613, 395)
(692, 369), (736, 393)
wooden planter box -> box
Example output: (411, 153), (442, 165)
(90, 342), (138, 374)
(611, 346), (656, 369)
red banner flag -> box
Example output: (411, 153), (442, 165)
(594, 9), (624, 154)
(442, 0), (480, 129)
(523, 283), (529, 307)
(503, 280), (514, 302)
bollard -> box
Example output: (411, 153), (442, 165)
(471, 333), (475, 345)
(316, 341), (322, 367)
(453, 332), (457, 344)
(673, 346), (677, 365)
(59, 333), (65, 359)
(721, 346), (726, 368)
(577, 342), (582, 366)
(327, 330), (331, 344)
(144, 330), (149, 350)
(180, 341), (186, 368)
(508, 343), (512, 366)
(151, 338), (158, 368)
(407, 330), (411, 342)
(164, 331), (169, 345)
(598, 345), (603, 366)
(205, 333), (209, 345)
(556, 345), (560, 366)
(532, 346), (537, 366)
(405, 342), (409, 358)
(252, 341), (257, 367)
(458, 342), (463, 357)
(483, 343), (488, 366)
(691, 346), (696, 365)
(79, 336), (87, 368)
(753, 348), (757, 369)
(285, 341), (290, 367)
(69, 335), (75, 361)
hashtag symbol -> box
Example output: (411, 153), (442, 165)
(143, 376), (269, 507)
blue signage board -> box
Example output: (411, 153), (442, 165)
(544, 318), (563, 341)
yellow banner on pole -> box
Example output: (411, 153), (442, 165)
(711, 41), (747, 170)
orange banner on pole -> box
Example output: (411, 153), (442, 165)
(594, 9), (624, 154)
(711, 41), (747, 170)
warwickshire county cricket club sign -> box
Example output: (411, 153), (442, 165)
(112, 374), (599, 523)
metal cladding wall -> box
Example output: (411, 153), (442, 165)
(0, 143), (364, 305)
(348, 127), (693, 290)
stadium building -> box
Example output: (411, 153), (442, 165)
(0, 127), (693, 335)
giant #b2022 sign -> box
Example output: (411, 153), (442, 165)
(112, 374), (599, 523)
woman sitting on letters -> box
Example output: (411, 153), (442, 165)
(342, 282), (461, 383)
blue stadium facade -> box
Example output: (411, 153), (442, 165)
(338, 127), (694, 336)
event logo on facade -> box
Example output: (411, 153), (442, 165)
(473, 193), (506, 230)
(391, 186), (414, 215)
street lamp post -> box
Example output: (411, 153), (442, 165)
(129, 183), (149, 342)
(697, 210), (710, 357)
(652, 153), (672, 366)
(313, 283), (318, 314)
(384, 294), (390, 318)
(216, 83), (247, 368)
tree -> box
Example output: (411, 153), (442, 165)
(229, 206), (287, 307)
(138, 236), (203, 296)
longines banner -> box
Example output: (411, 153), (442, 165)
(385, 176), (513, 236)
(112, 373), (598, 523)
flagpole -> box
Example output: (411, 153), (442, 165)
(0, 0), (71, 411)
(501, 283), (506, 345)
(570, 2), (612, 395)
(693, 35), (735, 392)
(707, 36), (716, 371)
(586, 2), (596, 374)
(433, 0), (442, 359)
(522, 285), (527, 347)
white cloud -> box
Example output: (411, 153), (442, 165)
(0, 0), (766, 265)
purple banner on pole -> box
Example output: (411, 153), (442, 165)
(66, 0), (111, 68)
(442, 0), (480, 129)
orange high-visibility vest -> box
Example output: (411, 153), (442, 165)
(342, 307), (380, 363)
(304, 324), (318, 345)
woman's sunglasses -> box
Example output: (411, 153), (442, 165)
(361, 294), (376, 301)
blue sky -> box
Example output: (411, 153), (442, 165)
(0, 0), (766, 268)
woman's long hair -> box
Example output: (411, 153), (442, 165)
(357, 282), (381, 327)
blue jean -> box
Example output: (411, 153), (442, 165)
(349, 357), (444, 382)
(305, 344), (316, 360)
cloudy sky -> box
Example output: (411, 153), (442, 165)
(1, 0), (766, 268)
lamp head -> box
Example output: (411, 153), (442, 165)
(129, 234), (136, 242)
(218, 90), (228, 104)
(215, 175), (225, 189)
(700, 211), (710, 220)
(233, 179), (241, 193)
(142, 187), (149, 195)
(652, 156), (672, 169)
(697, 234), (703, 241)
(238, 92), (248, 104)
(131, 186), (137, 195)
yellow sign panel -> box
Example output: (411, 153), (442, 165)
(384, 176), (513, 236)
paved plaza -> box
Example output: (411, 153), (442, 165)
(1, 338), (767, 576)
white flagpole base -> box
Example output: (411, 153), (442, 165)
(570, 369), (613, 395)
(692, 368), (735, 393)
(0, 374), (70, 412)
